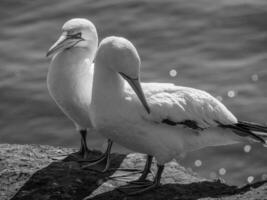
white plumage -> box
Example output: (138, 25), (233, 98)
(132, 83), (237, 128)
(91, 36), (267, 194)
(94, 81), (240, 164)
(92, 35), (240, 163)
(48, 53), (94, 128)
(47, 18), (101, 159)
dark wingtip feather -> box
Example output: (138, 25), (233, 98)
(238, 121), (267, 133)
(220, 121), (267, 144)
(236, 121), (267, 144)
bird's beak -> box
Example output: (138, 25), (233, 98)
(46, 34), (82, 57)
(119, 73), (150, 114)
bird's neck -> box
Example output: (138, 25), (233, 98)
(93, 62), (125, 100)
(91, 62), (125, 124)
(53, 47), (93, 65)
(47, 47), (95, 104)
(49, 47), (94, 81)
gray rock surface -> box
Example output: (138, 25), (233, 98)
(0, 144), (266, 200)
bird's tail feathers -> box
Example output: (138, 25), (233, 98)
(221, 120), (267, 146)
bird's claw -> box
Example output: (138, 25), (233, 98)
(118, 181), (159, 196)
(81, 153), (110, 172)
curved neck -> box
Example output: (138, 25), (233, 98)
(48, 47), (95, 94)
(92, 62), (125, 114)
(54, 47), (93, 64)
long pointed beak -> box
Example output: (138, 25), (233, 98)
(46, 34), (82, 57)
(120, 73), (150, 114)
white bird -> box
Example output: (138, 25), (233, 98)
(46, 18), (112, 166)
(91, 36), (267, 195)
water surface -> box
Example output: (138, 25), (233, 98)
(0, 0), (267, 185)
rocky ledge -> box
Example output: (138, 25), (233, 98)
(0, 144), (266, 200)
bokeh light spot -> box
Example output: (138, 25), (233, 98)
(194, 159), (202, 167)
(169, 69), (177, 77)
(251, 74), (259, 82)
(227, 90), (236, 98)
(219, 168), (226, 176)
(247, 176), (254, 183)
(243, 145), (251, 153)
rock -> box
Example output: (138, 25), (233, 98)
(0, 144), (266, 200)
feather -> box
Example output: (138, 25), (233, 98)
(219, 121), (267, 144)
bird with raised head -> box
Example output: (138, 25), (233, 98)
(46, 18), (112, 170)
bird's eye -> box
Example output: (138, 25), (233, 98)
(75, 32), (82, 38)
(67, 32), (82, 39)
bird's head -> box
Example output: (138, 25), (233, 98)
(95, 36), (150, 114)
(46, 18), (98, 57)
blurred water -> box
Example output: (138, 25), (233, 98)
(0, 0), (267, 185)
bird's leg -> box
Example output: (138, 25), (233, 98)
(107, 155), (153, 182)
(119, 164), (164, 195)
(53, 129), (91, 161)
(81, 139), (113, 172)
(137, 155), (153, 181)
(129, 155), (153, 184)
(78, 129), (91, 159)
(68, 129), (92, 161)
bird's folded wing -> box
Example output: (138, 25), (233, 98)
(139, 83), (238, 130)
